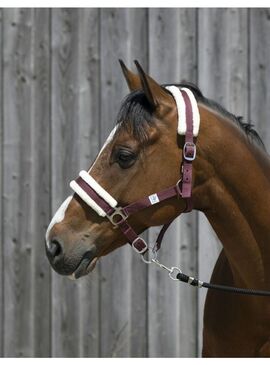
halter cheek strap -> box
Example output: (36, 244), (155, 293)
(70, 86), (200, 257)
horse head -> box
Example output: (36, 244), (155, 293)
(45, 61), (198, 279)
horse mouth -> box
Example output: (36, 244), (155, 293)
(69, 252), (98, 280)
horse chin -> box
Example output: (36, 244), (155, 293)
(68, 256), (98, 280)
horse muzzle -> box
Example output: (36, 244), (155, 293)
(45, 237), (98, 279)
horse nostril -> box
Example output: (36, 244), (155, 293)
(48, 239), (62, 258)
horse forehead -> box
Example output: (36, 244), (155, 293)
(88, 125), (119, 173)
(45, 195), (73, 247)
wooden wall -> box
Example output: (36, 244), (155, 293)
(0, 8), (269, 357)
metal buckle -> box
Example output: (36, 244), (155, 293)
(183, 142), (196, 161)
(132, 237), (148, 254)
(106, 207), (127, 226)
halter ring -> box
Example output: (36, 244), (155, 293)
(106, 208), (127, 226)
(141, 247), (158, 264)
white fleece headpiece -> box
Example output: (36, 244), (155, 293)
(165, 86), (200, 137)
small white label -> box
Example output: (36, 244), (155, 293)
(149, 193), (160, 205)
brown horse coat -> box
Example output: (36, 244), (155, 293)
(46, 61), (270, 357)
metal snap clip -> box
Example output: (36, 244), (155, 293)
(169, 267), (182, 281)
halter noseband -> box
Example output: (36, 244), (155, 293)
(70, 86), (200, 259)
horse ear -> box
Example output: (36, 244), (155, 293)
(119, 59), (141, 91)
(134, 60), (169, 109)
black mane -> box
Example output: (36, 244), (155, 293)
(116, 90), (155, 142)
(116, 82), (265, 150)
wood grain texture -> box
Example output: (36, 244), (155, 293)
(197, 8), (248, 355)
(75, 8), (100, 357)
(1, 7), (268, 358)
(250, 9), (270, 148)
(2, 8), (36, 356)
(51, 9), (81, 357)
(31, 9), (51, 357)
(99, 8), (148, 357)
(148, 8), (198, 357)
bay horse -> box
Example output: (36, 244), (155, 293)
(46, 60), (270, 357)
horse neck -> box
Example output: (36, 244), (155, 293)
(193, 105), (270, 288)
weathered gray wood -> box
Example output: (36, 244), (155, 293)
(75, 8), (100, 357)
(197, 8), (249, 355)
(1, 7), (269, 358)
(2, 8), (35, 356)
(148, 8), (198, 357)
(0, 7), (3, 357)
(100, 8), (148, 357)
(250, 9), (270, 149)
(51, 9), (81, 357)
(31, 8), (51, 357)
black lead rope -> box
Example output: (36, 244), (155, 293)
(176, 272), (270, 297)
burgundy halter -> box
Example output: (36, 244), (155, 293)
(70, 87), (197, 259)
(67, 86), (270, 296)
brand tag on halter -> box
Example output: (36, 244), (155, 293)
(149, 193), (160, 205)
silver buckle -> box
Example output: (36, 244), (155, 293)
(106, 207), (127, 226)
(132, 237), (148, 254)
(183, 142), (196, 161)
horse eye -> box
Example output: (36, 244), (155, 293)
(116, 150), (136, 169)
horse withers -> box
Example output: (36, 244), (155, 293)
(46, 60), (270, 357)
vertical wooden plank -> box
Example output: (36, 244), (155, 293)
(76, 8), (100, 357)
(2, 8), (35, 356)
(197, 8), (248, 355)
(51, 9), (81, 357)
(100, 8), (148, 357)
(148, 8), (198, 357)
(51, 9), (101, 357)
(2, 8), (51, 357)
(250, 9), (270, 148)
(0, 7), (3, 357)
(31, 8), (51, 357)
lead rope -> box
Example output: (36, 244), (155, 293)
(145, 254), (270, 296)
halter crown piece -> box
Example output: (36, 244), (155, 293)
(70, 86), (200, 259)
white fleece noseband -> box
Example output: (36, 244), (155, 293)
(70, 170), (117, 217)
